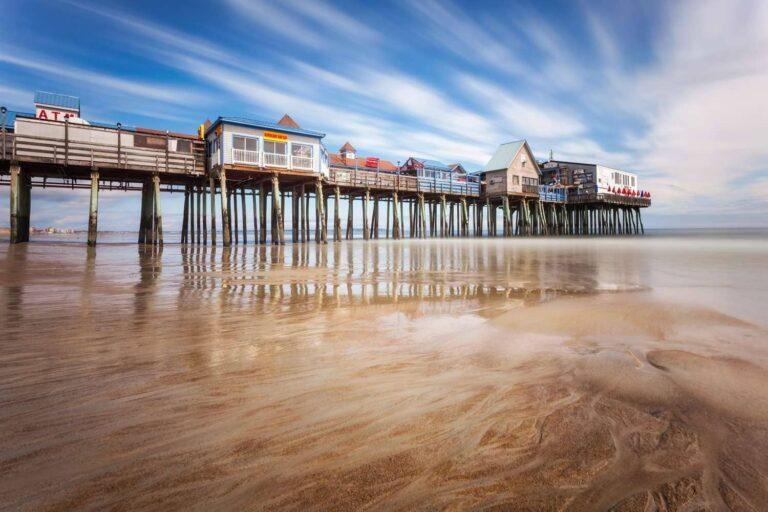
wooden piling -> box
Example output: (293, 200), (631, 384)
(196, 183), (202, 243)
(392, 191), (400, 240)
(152, 174), (163, 246)
(233, 187), (239, 244)
(363, 189), (370, 240)
(259, 183), (268, 244)
(209, 175), (217, 245)
(87, 170), (99, 247)
(202, 181), (208, 245)
(181, 185), (189, 244)
(271, 175), (283, 245)
(334, 186), (341, 242)
(252, 186), (259, 244)
(218, 170), (231, 247)
(346, 193), (354, 240)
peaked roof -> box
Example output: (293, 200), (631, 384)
(483, 140), (527, 172)
(339, 142), (356, 153)
(34, 91), (80, 111)
(277, 114), (300, 128)
(329, 153), (398, 171)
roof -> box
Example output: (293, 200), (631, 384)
(329, 152), (398, 171)
(277, 114), (300, 128)
(34, 91), (80, 111)
(483, 140), (525, 172)
(339, 142), (356, 153)
(405, 157), (452, 171)
(0, 110), (31, 130)
(206, 116), (325, 139)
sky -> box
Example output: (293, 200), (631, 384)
(1, 0), (767, 230)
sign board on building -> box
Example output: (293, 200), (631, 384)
(35, 106), (79, 122)
(264, 131), (288, 143)
(365, 157), (380, 168)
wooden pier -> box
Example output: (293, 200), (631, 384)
(1, 104), (650, 246)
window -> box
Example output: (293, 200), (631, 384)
(264, 141), (286, 155)
(291, 142), (313, 158)
(233, 135), (258, 152)
(135, 134), (167, 150)
(512, 175), (520, 185)
(176, 139), (192, 153)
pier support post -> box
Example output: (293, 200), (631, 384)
(196, 184), (202, 243)
(363, 189), (370, 240)
(271, 175), (283, 245)
(251, 185), (262, 245)
(241, 187), (248, 244)
(9, 164), (31, 244)
(87, 170), (99, 247)
(259, 184), (268, 244)
(392, 191), (400, 240)
(316, 179), (326, 243)
(476, 202), (483, 237)
(139, 180), (150, 244)
(233, 187), (239, 244)
(502, 196), (511, 237)
(202, 182), (208, 245)
(182, 185), (190, 244)
(419, 194), (427, 239)
(152, 175), (163, 246)
(346, 193), (354, 240)
(334, 186), (341, 242)
(209, 175), (217, 245)
(372, 196), (379, 239)
(218, 170), (231, 247)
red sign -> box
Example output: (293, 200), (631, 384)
(365, 157), (380, 168)
(36, 108), (78, 122)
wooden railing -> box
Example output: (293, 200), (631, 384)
(0, 132), (204, 175)
(568, 192), (651, 207)
(326, 168), (480, 196)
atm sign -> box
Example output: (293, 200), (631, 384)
(263, 131), (288, 142)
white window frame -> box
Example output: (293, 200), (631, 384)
(290, 142), (314, 170)
(231, 133), (260, 165)
(263, 139), (288, 168)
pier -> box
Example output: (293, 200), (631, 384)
(1, 93), (650, 246)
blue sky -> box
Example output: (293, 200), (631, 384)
(1, 0), (767, 230)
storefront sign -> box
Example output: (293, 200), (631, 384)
(264, 131), (288, 142)
(35, 107), (79, 122)
(365, 157), (380, 168)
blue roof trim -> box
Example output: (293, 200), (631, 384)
(34, 91), (80, 111)
(1, 110), (32, 129)
(207, 116), (325, 139)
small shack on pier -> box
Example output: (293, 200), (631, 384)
(399, 157), (479, 194)
(541, 160), (639, 196)
(479, 140), (540, 197)
(205, 114), (326, 177)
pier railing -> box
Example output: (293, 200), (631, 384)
(327, 168), (480, 197)
(0, 131), (204, 175)
(569, 191), (651, 207)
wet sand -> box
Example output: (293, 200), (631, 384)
(1, 236), (767, 511)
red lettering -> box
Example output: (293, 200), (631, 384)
(53, 111), (60, 121)
(38, 110), (48, 120)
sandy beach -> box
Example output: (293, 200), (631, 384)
(1, 234), (767, 511)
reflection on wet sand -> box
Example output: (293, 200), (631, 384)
(1, 238), (767, 511)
